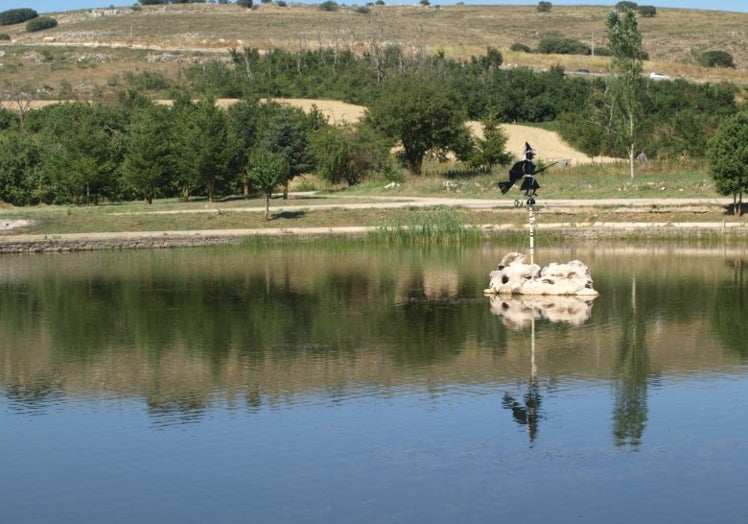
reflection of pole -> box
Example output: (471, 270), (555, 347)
(530, 313), (537, 381)
(528, 206), (535, 267)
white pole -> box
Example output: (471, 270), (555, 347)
(528, 206), (535, 267)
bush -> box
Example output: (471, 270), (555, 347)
(319, 0), (338, 11)
(0, 33), (10, 40)
(26, 16), (57, 33)
(615, 1), (638, 11)
(236, 0), (253, 7)
(697, 50), (736, 69)
(537, 1), (552, 12)
(537, 35), (590, 55)
(0, 8), (37, 26)
(510, 42), (532, 53)
(638, 5), (657, 17)
(276, 1), (286, 6)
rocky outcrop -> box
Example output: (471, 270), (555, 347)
(484, 252), (598, 296)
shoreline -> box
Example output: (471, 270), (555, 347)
(2, 221), (746, 254)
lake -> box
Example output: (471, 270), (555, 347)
(1, 240), (746, 523)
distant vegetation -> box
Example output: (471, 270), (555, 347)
(25, 16), (57, 33)
(0, 8), (37, 25)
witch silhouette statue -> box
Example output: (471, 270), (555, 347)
(498, 142), (556, 207)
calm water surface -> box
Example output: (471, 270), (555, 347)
(1, 241), (747, 523)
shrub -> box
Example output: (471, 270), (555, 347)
(697, 50), (736, 69)
(319, 1), (338, 11)
(537, 1), (552, 12)
(354, 5), (370, 14)
(510, 42), (532, 53)
(236, 0), (253, 7)
(615, 1), (638, 11)
(638, 5), (657, 17)
(0, 8), (37, 26)
(0, 33), (10, 40)
(537, 35), (590, 55)
(26, 16), (57, 33)
(276, 1), (287, 6)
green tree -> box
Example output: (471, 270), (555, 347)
(247, 149), (289, 220)
(260, 106), (314, 198)
(0, 130), (42, 205)
(172, 97), (235, 202)
(122, 104), (173, 204)
(34, 103), (124, 204)
(468, 116), (511, 170)
(708, 112), (748, 215)
(606, 9), (644, 179)
(365, 75), (469, 174)
(311, 123), (386, 186)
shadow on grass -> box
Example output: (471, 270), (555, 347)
(273, 210), (307, 220)
(723, 203), (746, 216)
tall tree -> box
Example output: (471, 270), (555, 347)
(172, 97), (235, 202)
(122, 104), (173, 204)
(365, 75), (470, 175)
(606, 9), (644, 179)
(708, 111), (748, 215)
(260, 106), (314, 199)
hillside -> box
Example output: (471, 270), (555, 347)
(0, 3), (746, 101)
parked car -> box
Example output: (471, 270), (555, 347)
(648, 72), (670, 80)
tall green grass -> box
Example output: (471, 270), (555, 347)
(369, 206), (483, 246)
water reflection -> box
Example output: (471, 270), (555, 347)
(494, 294), (595, 446)
(0, 243), (746, 436)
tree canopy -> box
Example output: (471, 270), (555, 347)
(708, 111), (748, 214)
(365, 75), (470, 174)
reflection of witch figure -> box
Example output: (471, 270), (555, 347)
(502, 382), (542, 444)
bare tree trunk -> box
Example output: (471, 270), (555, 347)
(264, 192), (271, 220)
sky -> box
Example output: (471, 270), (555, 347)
(0, 0), (746, 14)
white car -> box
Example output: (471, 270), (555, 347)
(648, 72), (670, 80)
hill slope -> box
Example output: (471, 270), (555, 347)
(0, 3), (745, 101)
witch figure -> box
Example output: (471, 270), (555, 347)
(498, 142), (543, 206)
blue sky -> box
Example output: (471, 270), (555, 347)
(1, 1), (746, 14)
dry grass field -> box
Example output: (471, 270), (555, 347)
(0, 3), (746, 102)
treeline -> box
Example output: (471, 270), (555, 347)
(0, 95), (340, 206)
(1, 45), (742, 206)
(173, 45), (742, 158)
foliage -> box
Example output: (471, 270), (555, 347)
(537, 2), (552, 13)
(708, 111), (748, 214)
(311, 124), (386, 186)
(637, 5), (656, 17)
(365, 75), (470, 175)
(236, 0), (253, 7)
(615, 1), (638, 11)
(121, 103), (174, 204)
(26, 16), (57, 32)
(467, 116), (511, 170)
(171, 96), (236, 202)
(606, 9), (644, 179)
(319, 1), (339, 11)
(510, 42), (531, 53)
(247, 149), (288, 219)
(0, 8), (37, 26)
(697, 50), (735, 69)
(260, 105), (315, 194)
(0, 33), (10, 40)
(537, 35), (590, 55)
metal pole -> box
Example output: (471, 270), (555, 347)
(528, 205), (535, 267)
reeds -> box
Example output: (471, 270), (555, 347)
(369, 206), (483, 246)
